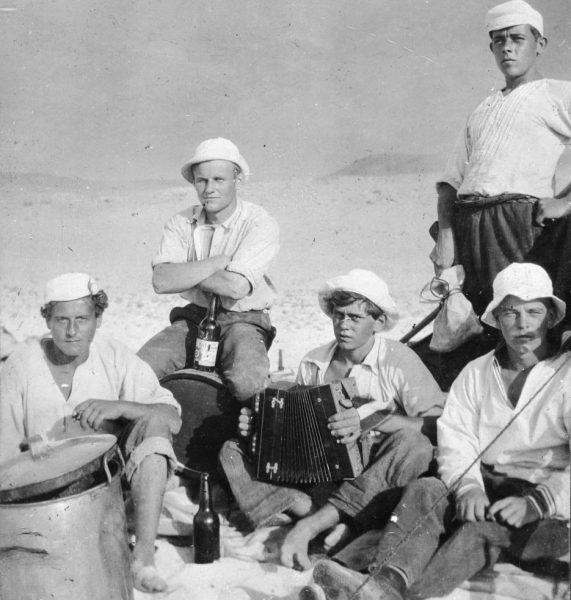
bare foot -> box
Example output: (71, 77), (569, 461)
(131, 542), (168, 595)
(280, 521), (314, 570)
(323, 523), (351, 553)
(132, 559), (168, 594)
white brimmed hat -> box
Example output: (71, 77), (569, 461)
(481, 263), (565, 328)
(181, 138), (250, 183)
(44, 273), (100, 304)
(318, 269), (399, 330)
(486, 0), (544, 37)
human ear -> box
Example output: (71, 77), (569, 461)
(536, 36), (547, 56)
(373, 314), (387, 333)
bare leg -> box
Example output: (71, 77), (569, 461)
(281, 503), (341, 570)
(130, 454), (168, 593)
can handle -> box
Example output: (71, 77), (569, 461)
(103, 445), (125, 483)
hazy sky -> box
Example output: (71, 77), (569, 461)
(1, 0), (570, 182)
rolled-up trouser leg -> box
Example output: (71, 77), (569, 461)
(120, 415), (177, 483)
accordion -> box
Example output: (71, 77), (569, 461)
(250, 379), (363, 484)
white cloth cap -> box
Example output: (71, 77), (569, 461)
(481, 263), (565, 328)
(318, 269), (399, 330)
(486, 0), (544, 36)
(44, 273), (100, 304)
(181, 137), (250, 183)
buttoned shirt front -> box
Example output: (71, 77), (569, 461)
(442, 79), (571, 198)
(152, 199), (279, 312)
(296, 335), (444, 431)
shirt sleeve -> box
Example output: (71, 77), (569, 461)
(391, 344), (445, 417)
(438, 121), (470, 191)
(0, 351), (28, 463)
(117, 348), (181, 414)
(437, 364), (484, 497)
(529, 376), (571, 520)
(151, 212), (192, 268)
(225, 211), (280, 290)
(296, 358), (314, 386)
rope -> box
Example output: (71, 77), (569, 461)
(348, 354), (570, 599)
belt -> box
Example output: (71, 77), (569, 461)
(455, 193), (537, 208)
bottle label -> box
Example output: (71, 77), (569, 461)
(195, 339), (219, 367)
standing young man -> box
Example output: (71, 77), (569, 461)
(430, 0), (571, 322)
(303, 263), (570, 600)
(219, 270), (444, 569)
(138, 138), (280, 402)
(0, 273), (182, 594)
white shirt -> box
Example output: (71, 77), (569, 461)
(296, 335), (444, 431)
(0, 334), (180, 464)
(437, 349), (571, 520)
(152, 199), (280, 312)
(442, 79), (571, 198)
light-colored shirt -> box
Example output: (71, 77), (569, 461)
(296, 335), (445, 430)
(442, 79), (571, 198)
(152, 199), (280, 312)
(0, 334), (180, 464)
(437, 349), (571, 520)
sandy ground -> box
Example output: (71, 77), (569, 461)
(0, 171), (440, 369)
(1, 174), (569, 600)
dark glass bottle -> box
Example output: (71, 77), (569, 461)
(193, 472), (220, 564)
(193, 295), (220, 372)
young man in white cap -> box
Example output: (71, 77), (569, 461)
(430, 0), (571, 324)
(0, 273), (182, 594)
(219, 269), (444, 569)
(302, 263), (570, 600)
(138, 137), (279, 402)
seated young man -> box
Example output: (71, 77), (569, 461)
(0, 273), (182, 594)
(304, 263), (570, 600)
(219, 269), (445, 569)
(137, 137), (280, 402)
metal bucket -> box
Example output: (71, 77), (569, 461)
(0, 449), (133, 600)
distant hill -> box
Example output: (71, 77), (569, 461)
(330, 153), (445, 178)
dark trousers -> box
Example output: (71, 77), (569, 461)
(454, 199), (571, 325)
(341, 470), (569, 599)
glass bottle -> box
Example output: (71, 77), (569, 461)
(193, 472), (220, 563)
(193, 295), (220, 372)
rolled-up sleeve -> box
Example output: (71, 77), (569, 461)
(226, 212), (280, 290)
(151, 212), (193, 268)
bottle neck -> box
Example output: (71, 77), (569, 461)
(206, 295), (218, 320)
(199, 474), (213, 511)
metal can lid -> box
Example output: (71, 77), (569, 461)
(0, 433), (117, 503)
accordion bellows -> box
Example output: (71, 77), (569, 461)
(251, 379), (363, 484)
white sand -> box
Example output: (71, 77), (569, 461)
(0, 172), (440, 368)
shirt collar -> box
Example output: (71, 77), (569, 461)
(305, 334), (382, 375)
(190, 199), (243, 230)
